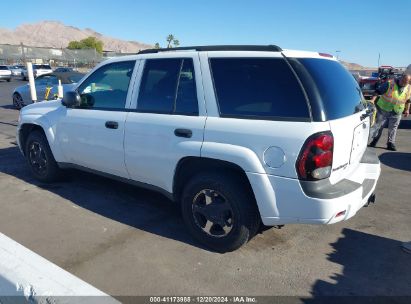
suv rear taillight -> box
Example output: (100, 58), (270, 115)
(296, 131), (334, 180)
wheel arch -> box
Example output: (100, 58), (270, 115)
(18, 122), (62, 161)
(173, 156), (256, 203)
(19, 123), (46, 156)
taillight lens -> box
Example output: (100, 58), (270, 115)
(297, 132), (334, 180)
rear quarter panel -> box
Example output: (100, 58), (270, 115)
(198, 51), (330, 177)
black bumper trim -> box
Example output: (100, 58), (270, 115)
(300, 178), (361, 199)
(362, 179), (375, 199)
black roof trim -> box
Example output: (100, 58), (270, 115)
(138, 45), (282, 54)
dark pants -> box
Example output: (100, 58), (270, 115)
(370, 106), (402, 144)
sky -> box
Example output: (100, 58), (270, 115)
(1, 0), (410, 67)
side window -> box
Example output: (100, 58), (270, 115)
(210, 58), (310, 120)
(77, 61), (135, 109)
(137, 58), (198, 115)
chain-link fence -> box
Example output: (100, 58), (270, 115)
(0, 44), (103, 68)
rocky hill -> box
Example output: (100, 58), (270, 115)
(341, 60), (374, 70)
(0, 21), (151, 53)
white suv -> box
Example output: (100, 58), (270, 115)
(22, 64), (53, 80)
(17, 45), (381, 252)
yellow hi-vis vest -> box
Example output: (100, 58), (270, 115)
(377, 81), (411, 114)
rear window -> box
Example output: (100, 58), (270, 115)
(294, 58), (364, 120)
(0, 66), (8, 70)
(210, 58), (310, 120)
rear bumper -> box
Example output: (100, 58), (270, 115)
(248, 148), (381, 226)
(0, 75), (11, 80)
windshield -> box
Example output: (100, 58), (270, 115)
(290, 58), (365, 121)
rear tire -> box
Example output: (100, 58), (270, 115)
(181, 172), (260, 252)
(13, 93), (24, 109)
(7, 78), (11, 82)
(25, 130), (61, 183)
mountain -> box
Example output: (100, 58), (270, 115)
(0, 21), (152, 53)
(341, 60), (374, 70)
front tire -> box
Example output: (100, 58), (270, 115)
(181, 172), (260, 252)
(25, 130), (61, 183)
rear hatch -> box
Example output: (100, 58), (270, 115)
(0, 66), (11, 75)
(34, 65), (53, 76)
(287, 56), (369, 184)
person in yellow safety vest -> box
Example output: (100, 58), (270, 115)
(369, 74), (411, 151)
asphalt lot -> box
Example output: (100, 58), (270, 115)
(0, 79), (410, 300)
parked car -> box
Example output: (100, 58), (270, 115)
(12, 72), (84, 109)
(17, 45), (381, 252)
(8, 65), (25, 77)
(359, 66), (397, 99)
(21, 64), (53, 80)
(359, 76), (379, 99)
(0, 65), (12, 82)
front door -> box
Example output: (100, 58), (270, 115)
(57, 60), (138, 178)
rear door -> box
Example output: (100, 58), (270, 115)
(289, 57), (369, 184)
(124, 54), (206, 193)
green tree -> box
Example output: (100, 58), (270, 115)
(68, 41), (82, 49)
(153, 35), (180, 49)
(67, 36), (104, 54)
(166, 34), (175, 48)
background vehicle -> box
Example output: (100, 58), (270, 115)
(359, 76), (379, 99)
(8, 65), (25, 77)
(21, 64), (53, 80)
(12, 72), (84, 109)
(54, 67), (75, 73)
(17, 45), (380, 252)
(359, 65), (396, 99)
(0, 65), (12, 82)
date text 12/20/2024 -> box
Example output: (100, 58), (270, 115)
(149, 297), (257, 303)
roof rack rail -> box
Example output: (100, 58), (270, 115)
(138, 45), (282, 54)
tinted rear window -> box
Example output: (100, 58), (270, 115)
(295, 58), (364, 120)
(210, 58), (310, 120)
(0, 66), (8, 70)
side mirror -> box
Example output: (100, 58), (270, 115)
(62, 91), (81, 107)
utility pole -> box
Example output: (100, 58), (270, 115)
(20, 42), (26, 64)
(378, 53), (381, 68)
(336, 50), (341, 61)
